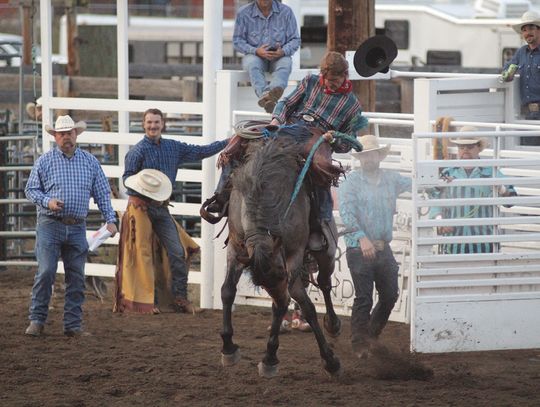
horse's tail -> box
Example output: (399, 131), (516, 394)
(248, 234), (286, 287)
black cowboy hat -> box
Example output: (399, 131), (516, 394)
(353, 35), (398, 78)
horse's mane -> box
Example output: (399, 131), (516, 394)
(234, 134), (303, 239)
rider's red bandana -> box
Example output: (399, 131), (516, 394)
(319, 73), (353, 94)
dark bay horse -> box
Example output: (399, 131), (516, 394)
(220, 129), (342, 378)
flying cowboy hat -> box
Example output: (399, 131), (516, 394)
(353, 35), (398, 78)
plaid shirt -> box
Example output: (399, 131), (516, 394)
(273, 74), (368, 135)
(123, 135), (228, 193)
(233, 0), (300, 57)
(25, 147), (116, 223)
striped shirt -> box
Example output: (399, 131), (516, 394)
(123, 135), (228, 192)
(429, 166), (517, 254)
(338, 169), (411, 247)
(233, 0), (300, 57)
(273, 74), (369, 135)
(25, 147), (116, 223)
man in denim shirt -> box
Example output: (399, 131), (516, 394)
(503, 11), (540, 121)
(233, 0), (300, 113)
(338, 135), (411, 359)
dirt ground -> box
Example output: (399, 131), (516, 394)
(1, 268), (540, 407)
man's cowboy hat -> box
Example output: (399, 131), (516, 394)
(512, 10), (540, 34)
(125, 169), (172, 202)
(44, 115), (86, 136)
(449, 126), (488, 151)
(353, 35), (398, 78)
(350, 134), (391, 160)
(25, 97), (42, 119)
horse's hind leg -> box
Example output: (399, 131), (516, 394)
(220, 254), (244, 367)
(258, 280), (289, 378)
(289, 274), (342, 378)
(311, 230), (342, 338)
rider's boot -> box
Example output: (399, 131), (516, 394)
(201, 163), (232, 223)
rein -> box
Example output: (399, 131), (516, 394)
(283, 131), (363, 219)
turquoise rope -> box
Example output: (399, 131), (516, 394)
(283, 132), (363, 219)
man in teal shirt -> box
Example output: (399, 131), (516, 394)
(338, 135), (411, 359)
(430, 129), (517, 254)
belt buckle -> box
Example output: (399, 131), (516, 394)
(63, 217), (78, 225)
(530, 103), (540, 112)
(302, 114), (315, 123)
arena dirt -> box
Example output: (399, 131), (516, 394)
(1, 269), (539, 406)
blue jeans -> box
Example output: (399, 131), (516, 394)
(29, 216), (88, 331)
(146, 205), (188, 299)
(345, 245), (399, 345)
(242, 54), (292, 97)
(314, 186), (334, 222)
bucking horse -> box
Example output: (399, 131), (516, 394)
(218, 124), (348, 378)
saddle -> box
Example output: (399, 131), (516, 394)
(218, 124), (344, 187)
(200, 122), (345, 225)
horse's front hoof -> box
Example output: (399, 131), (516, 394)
(221, 349), (241, 367)
(324, 314), (342, 338)
(257, 361), (279, 378)
(323, 358), (343, 380)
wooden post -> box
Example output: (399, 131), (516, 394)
(20, 0), (33, 66)
(65, 0), (80, 76)
(328, 0), (375, 114)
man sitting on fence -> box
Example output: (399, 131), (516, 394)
(233, 0), (301, 113)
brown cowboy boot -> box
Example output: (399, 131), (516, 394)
(173, 297), (203, 315)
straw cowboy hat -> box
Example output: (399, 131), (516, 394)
(44, 115), (87, 136)
(449, 126), (488, 151)
(350, 134), (391, 160)
(125, 169), (172, 202)
(25, 97), (42, 119)
(512, 10), (540, 34)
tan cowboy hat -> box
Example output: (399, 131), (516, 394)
(350, 134), (391, 160)
(25, 97), (42, 119)
(450, 126), (488, 151)
(512, 10), (540, 34)
(44, 115), (86, 136)
(125, 169), (172, 202)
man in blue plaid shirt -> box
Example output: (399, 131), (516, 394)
(24, 115), (118, 337)
(122, 108), (228, 314)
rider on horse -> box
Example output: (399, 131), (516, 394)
(202, 51), (368, 253)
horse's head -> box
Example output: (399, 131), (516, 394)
(237, 232), (286, 287)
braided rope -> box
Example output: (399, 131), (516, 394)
(283, 132), (363, 220)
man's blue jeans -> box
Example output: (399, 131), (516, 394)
(146, 205), (188, 299)
(29, 216), (88, 331)
(345, 245), (399, 345)
(242, 54), (292, 97)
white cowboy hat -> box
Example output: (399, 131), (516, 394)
(512, 10), (540, 34)
(25, 97), (42, 119)
(125, 169), (172, 202)
(450, 126), (488, 151)
(350, 134), (391, 160)
(44, 115), (86, 136)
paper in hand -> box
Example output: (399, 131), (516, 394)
(87, 224), (112, 252)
